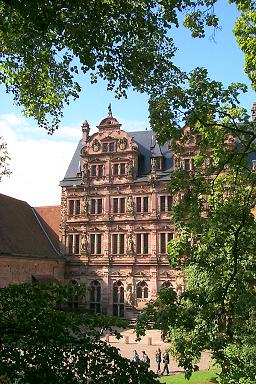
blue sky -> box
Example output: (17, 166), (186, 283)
(0, 1), (255, 206)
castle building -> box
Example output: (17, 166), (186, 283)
(60, 108), (183, 318)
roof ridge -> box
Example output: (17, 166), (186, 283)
(31, 208), (61, 256)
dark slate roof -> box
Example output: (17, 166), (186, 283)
(60, 130), (172, 186)
(128, 130), (172, 175)
(0, 194), (62, 259)
(63, 139), (85, 179)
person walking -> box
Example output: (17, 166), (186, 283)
(155, 348), (162, 374)
(141, 350), (150, 367)
(131, 350), (140, 362)
(161, 350), (170, 376)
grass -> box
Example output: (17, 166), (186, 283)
(158, 369), (219, 384)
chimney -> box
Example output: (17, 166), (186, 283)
(82, 120), (90, 141)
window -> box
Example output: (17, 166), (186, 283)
(160, 233), (173, 254)
(67, 234), (80, 255)
(136, 281), (148, 299)
(112, 162), (126, 176)
(92, 165), (97, 176)
(68, 199), (81, 215)
(161, 281), (173, 290)
(98, 164), (104, 176)
(113, 281), (124, 317)
(113, 163), (119, 176)
(90, 280), (101, 314)
(112, 234), (125, 255)
(135, 196), (149, 213)
(184, 158), (190, 171)
(102, 142), (116, 153)
(152, 157), (162, 170)
(159, 195), (172, 212)
(90, 198), (103, 214)
(120, 163), (126, 175)
(109, 142), (115, 152)
(90, 234), (102, 255)
(112, 197), (125, 213)
(136, 233), (149, 254)
(91, 164), (104, 177)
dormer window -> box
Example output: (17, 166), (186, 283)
(102, 142), (116, 153)
(151, 157), (162, 171)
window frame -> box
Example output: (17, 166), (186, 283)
(135, 196), (149, 213)
(136, 233), (149, 255)
(136, 281), (149, 300)
(90, 233), (102, 255)
(90, 198), (103, 214)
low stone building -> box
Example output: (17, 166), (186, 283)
(0, 194), (65, 287)
(60, 109), (183, 318)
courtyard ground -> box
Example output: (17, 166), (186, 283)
(104, 328), (212, 374)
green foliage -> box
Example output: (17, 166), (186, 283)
(0, 138), (11, 180)
(0, 0), (246, 133)
(0, 283), (158, 383)
(137, 69), (256, 384)
(232, 0), (256, 89)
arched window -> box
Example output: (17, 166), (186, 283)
(113, 281), (124, 318)
(161, 281), (173, 290)
(136, 281), (148, 299)
(90, 280), (101, 314)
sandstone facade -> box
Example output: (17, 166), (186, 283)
(60, 109), (183, 318)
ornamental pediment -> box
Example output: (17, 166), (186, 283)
(82, 130), (138, 156)
(100, 136), (116, 142)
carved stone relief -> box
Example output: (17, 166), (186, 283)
(126, 195), (134, 214)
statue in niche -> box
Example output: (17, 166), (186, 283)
(80, 232), (88, 253)
(126, 284), (133, 305)
(126, 195), (134, 213)
(127, 160), (133, 178)
(81, 196), (89, 215)
(127, 233), (134, 254)
(82, 162), (89, 182)
(126, 274), (133, 305)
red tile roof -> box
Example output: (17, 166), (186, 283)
(0, 194), (62, 259)
(34, 206), (61, 238)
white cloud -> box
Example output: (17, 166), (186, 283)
(0, 113), (149, 207)
(0, 114), (78, 206)
(1, 113), (26, 126)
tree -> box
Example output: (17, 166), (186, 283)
(0, 0), (247, 133)
(136, 68), (256, 383)
(0, 138), (10, 180)
(1, 1), (256, 382)
(0, 283), (158, 383)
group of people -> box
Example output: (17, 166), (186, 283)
(131, 348), (170, 376)
(155, 348), (170, 376)
(132, 350), (150, 366)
